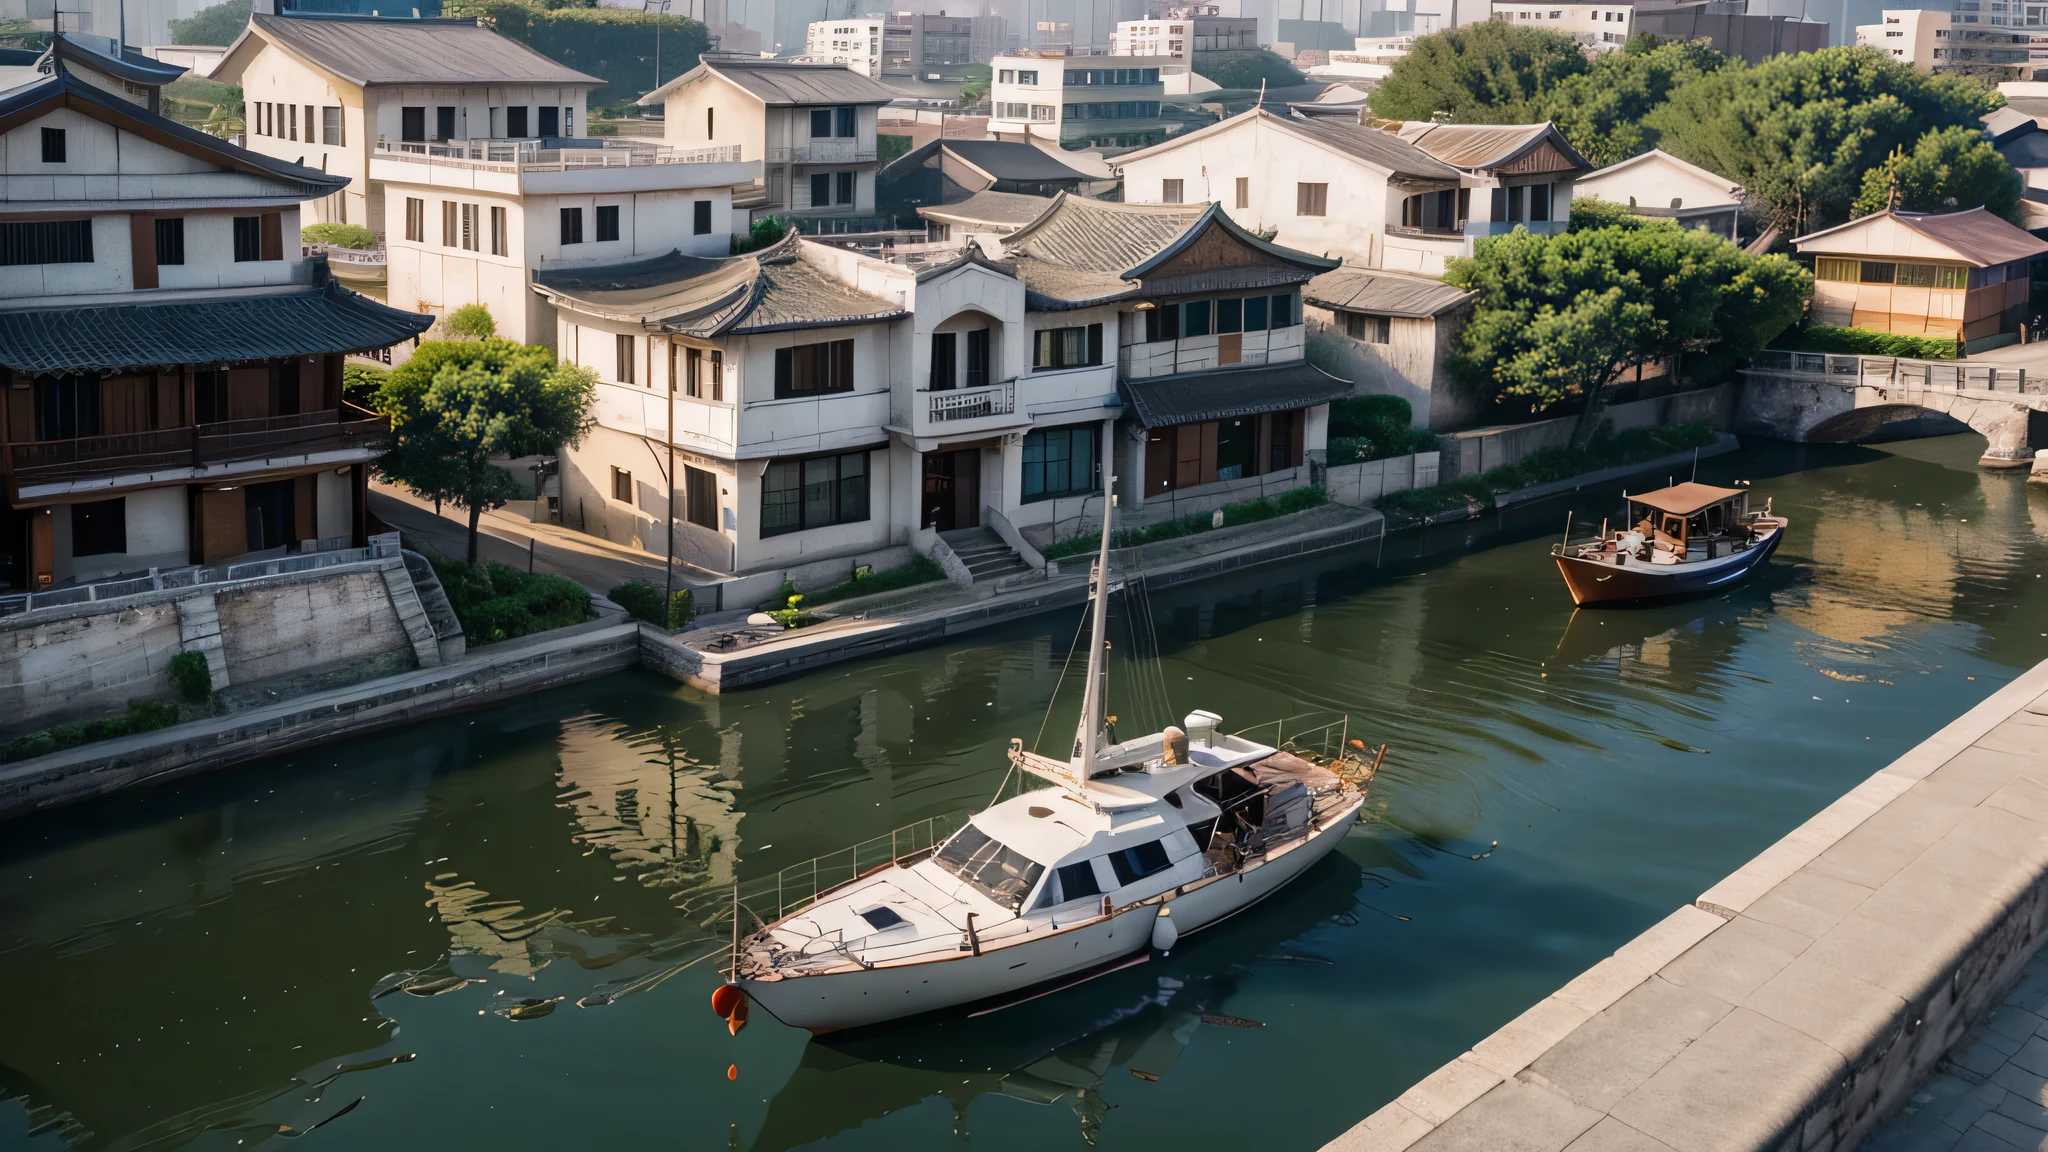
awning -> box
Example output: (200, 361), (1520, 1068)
(1117, 360), (1353, 428)
(1625, 482), (1746, 516)
(0, 280), (433, 375)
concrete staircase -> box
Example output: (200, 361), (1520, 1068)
(940, 527), (1032, 584)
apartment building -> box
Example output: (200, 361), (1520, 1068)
(534, 195), (1343, 588)
(0, 63), (430, 592)
(805, 18), (885, 79)
(1118, 108), (1591, 275)
(1490, 1), (1638, 47)
(1110, 4), (1260, 56)
(216, 13), (605, 233)
(987, 51), (1179, 149)
(642, 56), (900, 234)
(883, 11), (1009, 81)
(1856, 9), (2030, 75)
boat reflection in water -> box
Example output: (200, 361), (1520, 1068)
(749, 854), (1366, 1151)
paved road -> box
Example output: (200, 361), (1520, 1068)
(367, 484), (669, 596)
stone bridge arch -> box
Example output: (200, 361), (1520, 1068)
(1737, 353), (2048, 467)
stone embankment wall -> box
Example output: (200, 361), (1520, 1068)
(1450, 383), (1737, 478)
(1328, 658), (2048, 1152)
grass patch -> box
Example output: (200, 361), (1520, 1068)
(1044, 485), (1327, 559)
(1327, 395), (1444, 465)
(1779, 325), (1959, 360)
(808, 556), (946, 606)
(4, 700), (180, 764)
(429, 556), (592, 644)
(1379, 423), (1719, 520)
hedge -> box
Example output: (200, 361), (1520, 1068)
(1779, 325), (1960, 360)
(610, 580), (694, 629)
(3, 701), (180, 764)
(430, 556), (591, 644)
(807, 556), (946, 606)
(1327, 395), (1443, 465)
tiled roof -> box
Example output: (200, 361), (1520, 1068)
(999, 193), (1338, 307)
(45, 33), (186, 86)
(1117, 360), (1352, 428)
(232, 14), (601, 87)
(532, 234), (906, 336)
(1116, 109), (1460, 186)
(1793, 207), (2048, 267)
(917, 190), (1060, 229)
(1305, 269), (1472, 318)
(641, 56), (899, 107)
(939, 140), (1092, 183)
(1395, 121), (1591, 173)
(0, 280), (432, 374)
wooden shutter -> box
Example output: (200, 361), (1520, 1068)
(260, 212), (283, 261)
(130, 214), (157, 289)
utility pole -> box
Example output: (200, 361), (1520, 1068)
(664, 340), (678, 617)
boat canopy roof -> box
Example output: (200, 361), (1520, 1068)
(1626, 482), (1746, 517)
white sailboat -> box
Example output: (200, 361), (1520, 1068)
(722, 478), (1376, 1035)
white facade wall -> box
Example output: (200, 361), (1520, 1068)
(1489, 3), (1636, 47)
(806, 19), (886, 77)
(1857, 9), (1948, 66)
(988, 53), (1173, 145)
(656, 72), (883, 220)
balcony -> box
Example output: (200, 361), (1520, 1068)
(926, 380), (1016, 423)
(8, 408), (389, 490)
(768, 140), (880, 164)
(374, 137), (744, 171)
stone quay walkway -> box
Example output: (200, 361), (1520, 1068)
(1327, 657), (2048, 1152)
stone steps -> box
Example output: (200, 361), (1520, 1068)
(941, 527), (1031, 582)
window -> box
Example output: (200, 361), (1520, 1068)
(774, 339), (855, 397)
(323, 105), (343, 145)
(34, 374), (100, 440)
(1182, 299), (1211, 338)
(1022, 424), (1098, 502)
(930, 824), (1044, 912)
(836, 105), (855, 136)
(706, 108), (714, 138)
(1939, 265), (1969, 289)
(596, 205), (621, 242)
(40, 127), (64, 163)
(1344, 312), (1392, 343)
(273, 359), (300, 417)
(401, 106), (426, 142)
(1270, 290), (1298, 327)
(1217, 297), (1242, 334)
(1530, 183), (1552, 222)
(1815, 257), (1857, 282)
(70, 498), (126, 557)
(461, 203), (479, 252)
(1031, 105), (1056, 122)
(1860, 261), (1897, 284)
(1235, 176), (1249, 209)
(710, 350), (724, 401)
(997, 102), (1031, 119)
(232, 216), (261, 262)
(289, 103), (297, 141)
(539, 106), (559, 137)
(999, 68), (1015, 82)
(836, 170), (854, 205)
(683, 464), (719, 531)
(930, 331), (957, 389)
(616, 333), (636, 384)
(155, 217), (184, 266)
(194, 368), (227, 425)
(1244, 295), (1268, 331)
(507, 106), (529, 137)
(1017, 69), (1039, 84)
(810, 108), (834, 137)
(490, 206), (507, 256)
(1297, 182), (1328, 216)
(810, 172), (831, 207)
(1105, 839), (1172, 886)
(966, 328), (989, 388)
(760, 450), (870, 536)
(1145, 302), (1179, 342)
(1046, 860), (1103, 906)
(1897, 263), (1937, 287)
(0, 220), (92, 265)
(441, 201), (457, 247)
(405, 197), (426, 243)
(693, 199), (712, 235)
(1033, 323), (1102, 369)
(611, 466), (632, 502)
(1162, 178), (1183, 202)
(561, 207), (584, 245)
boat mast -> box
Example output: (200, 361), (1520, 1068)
(1073, 470), (1116, 785)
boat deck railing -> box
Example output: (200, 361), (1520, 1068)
(1229, 713), (1352, 760)
(678, 811), (970, 941)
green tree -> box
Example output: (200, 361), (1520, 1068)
(1646, 46), (2002, 234)
(1369, 23), (1588, 124)
(444, 303), (497, 340)
(1851, 125), (2023, 222)
(442, 0), (709, 105)
(1444, 221), (1810, 443)
(1534, 36), (1729, 167)
(959, 63), (992, 104)
(170, 0), (250, 45)
(377, 340), (596, 562)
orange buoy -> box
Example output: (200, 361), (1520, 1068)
(726, 1064), (738, 1081)
(726, 996), (749, 1036)
(711, 983), (742, 1019)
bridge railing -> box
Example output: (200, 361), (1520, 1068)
(1746, 351), (2031, 393)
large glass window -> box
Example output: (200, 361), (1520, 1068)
(34, 374), (100, 440)
(1105, 839), (1172, 887)
(0, 220), (92, 266)
(761, 450), (868, 536)
(933, 824), (1046, 912)
(1022, 424), (1099, 502)
(1033, 323), (1102, 369)
(774, 339), (855, 397)
(1182, 299), (1211, 337)
(1216, 417), (1256, 480)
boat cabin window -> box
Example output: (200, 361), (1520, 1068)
(933, 825), (1046, 911)
(859, 906), (907, 931)
(1033, 859), (1107, 910)
(1105, 839), (1173, 886)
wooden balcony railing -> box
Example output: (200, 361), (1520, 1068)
(6, 407), (389, 486)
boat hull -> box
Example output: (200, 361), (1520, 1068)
(1554, 528), (1782, 607)
(740, 796), (1364, 1034)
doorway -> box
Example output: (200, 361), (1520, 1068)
(922, 448), (981, 532)
(245, 479), (295, 553)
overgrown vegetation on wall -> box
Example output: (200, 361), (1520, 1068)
(170, 0), (248, 45)
(430, 557), (592, 644)
(1780, 326), (1962, 360)
(1378, 422), (1718, 521)
(1327, 396), (1442, 465)
(3, 702), (180, 764)
(441, 0), (710, 106)
(1044, 486), (1328, 560)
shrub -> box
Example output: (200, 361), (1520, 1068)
(808, 556), (946, 606)
(610, 580), (695, 628)
(768, 594), (813, 629)
(430, 556), (591, 644)
(443, 303), (497, 341)
(168, 651), (212, 702)
(734, 216), (789, 255)
(2, 701), (182, 764)
(302, 222), (378, 250)
(1327, 396), (1443, 465)
(1779, 325), (1960, 360)
(343, 363), (389, 411)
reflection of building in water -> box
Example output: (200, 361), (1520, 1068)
(554, 715), (744, 898)
(1775, 492), (1977, 647)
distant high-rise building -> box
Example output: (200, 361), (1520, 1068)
(807, 17), (886, 76)
(1856, 8), (2028, 76)
(883, 10), (1009, 79)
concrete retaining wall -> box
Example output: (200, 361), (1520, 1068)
(1452, 384), (1737, 478)
(1325, 452), (1441, 507)
(1329, 657), (2048, 1152)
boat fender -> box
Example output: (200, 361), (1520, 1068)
(1151, 905), (1179, 955)
(711, 983), (743, 1020)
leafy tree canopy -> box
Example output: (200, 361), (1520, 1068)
(1537, 37), (1730, 167)
(1192, 48), (1307, 90)
(1646, 46), (2002, 234)
(1851, 124), (2023, 222)
(442, 0), (709, 106)
(377, 339), (596, 561)
(443, 303), (498, 340)
(1443, 221), (1810, 441)
(1368, 22), (1588, 123)
(170, 0), (249, 45)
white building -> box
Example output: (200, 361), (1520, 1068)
(1117, 108), (1591, 276)
(216, 13), (605, 234)
(1490, 2), (1637, 48)
(640, 55), (902, 234)
(1110, 8), (1259, 56)
(988, 51), (1179, 149)
(1856, 9), (2030, 73)
(804, 18), (886, 79)
(1572, 149), (1744, 237)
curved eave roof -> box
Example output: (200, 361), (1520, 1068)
(1118, 360), (1352, 428)
(46, 34), (187, 85)
(227, 14), (603, 89)
(533, 235), (906, 337)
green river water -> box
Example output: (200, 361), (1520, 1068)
(4, 434), (2048, 1151)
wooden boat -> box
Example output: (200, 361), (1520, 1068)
(709, 476), (1377, 1035)
(1551, 482), (1787, 607)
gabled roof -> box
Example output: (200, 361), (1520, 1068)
(44, 33), (186, 87)
(1792, 207), (2048, 268)
(917, 190), (1060, 230)
(221, 14), (602, 89)
(937, 139), (1092, 184)
(1998, 128), (2048, 171)
(1118, 108), (1461, 185)
(1118, 360), (1352, 428)
(639, 56), (898, 108)
(1305, 268), (1472, 318)
(1576, 148), (1743, 199)
(1982, 105), (2041, 146)
(531, 234), (906, 337)
(1394, 120), (1592, 174)
(0, 71), (346, 197)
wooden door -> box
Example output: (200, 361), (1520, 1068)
(952, 448), (980, 529)
(1145, 427), (1174, 496)
(922, 451), (955, 531)
(1218, 333), (1242, 366)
